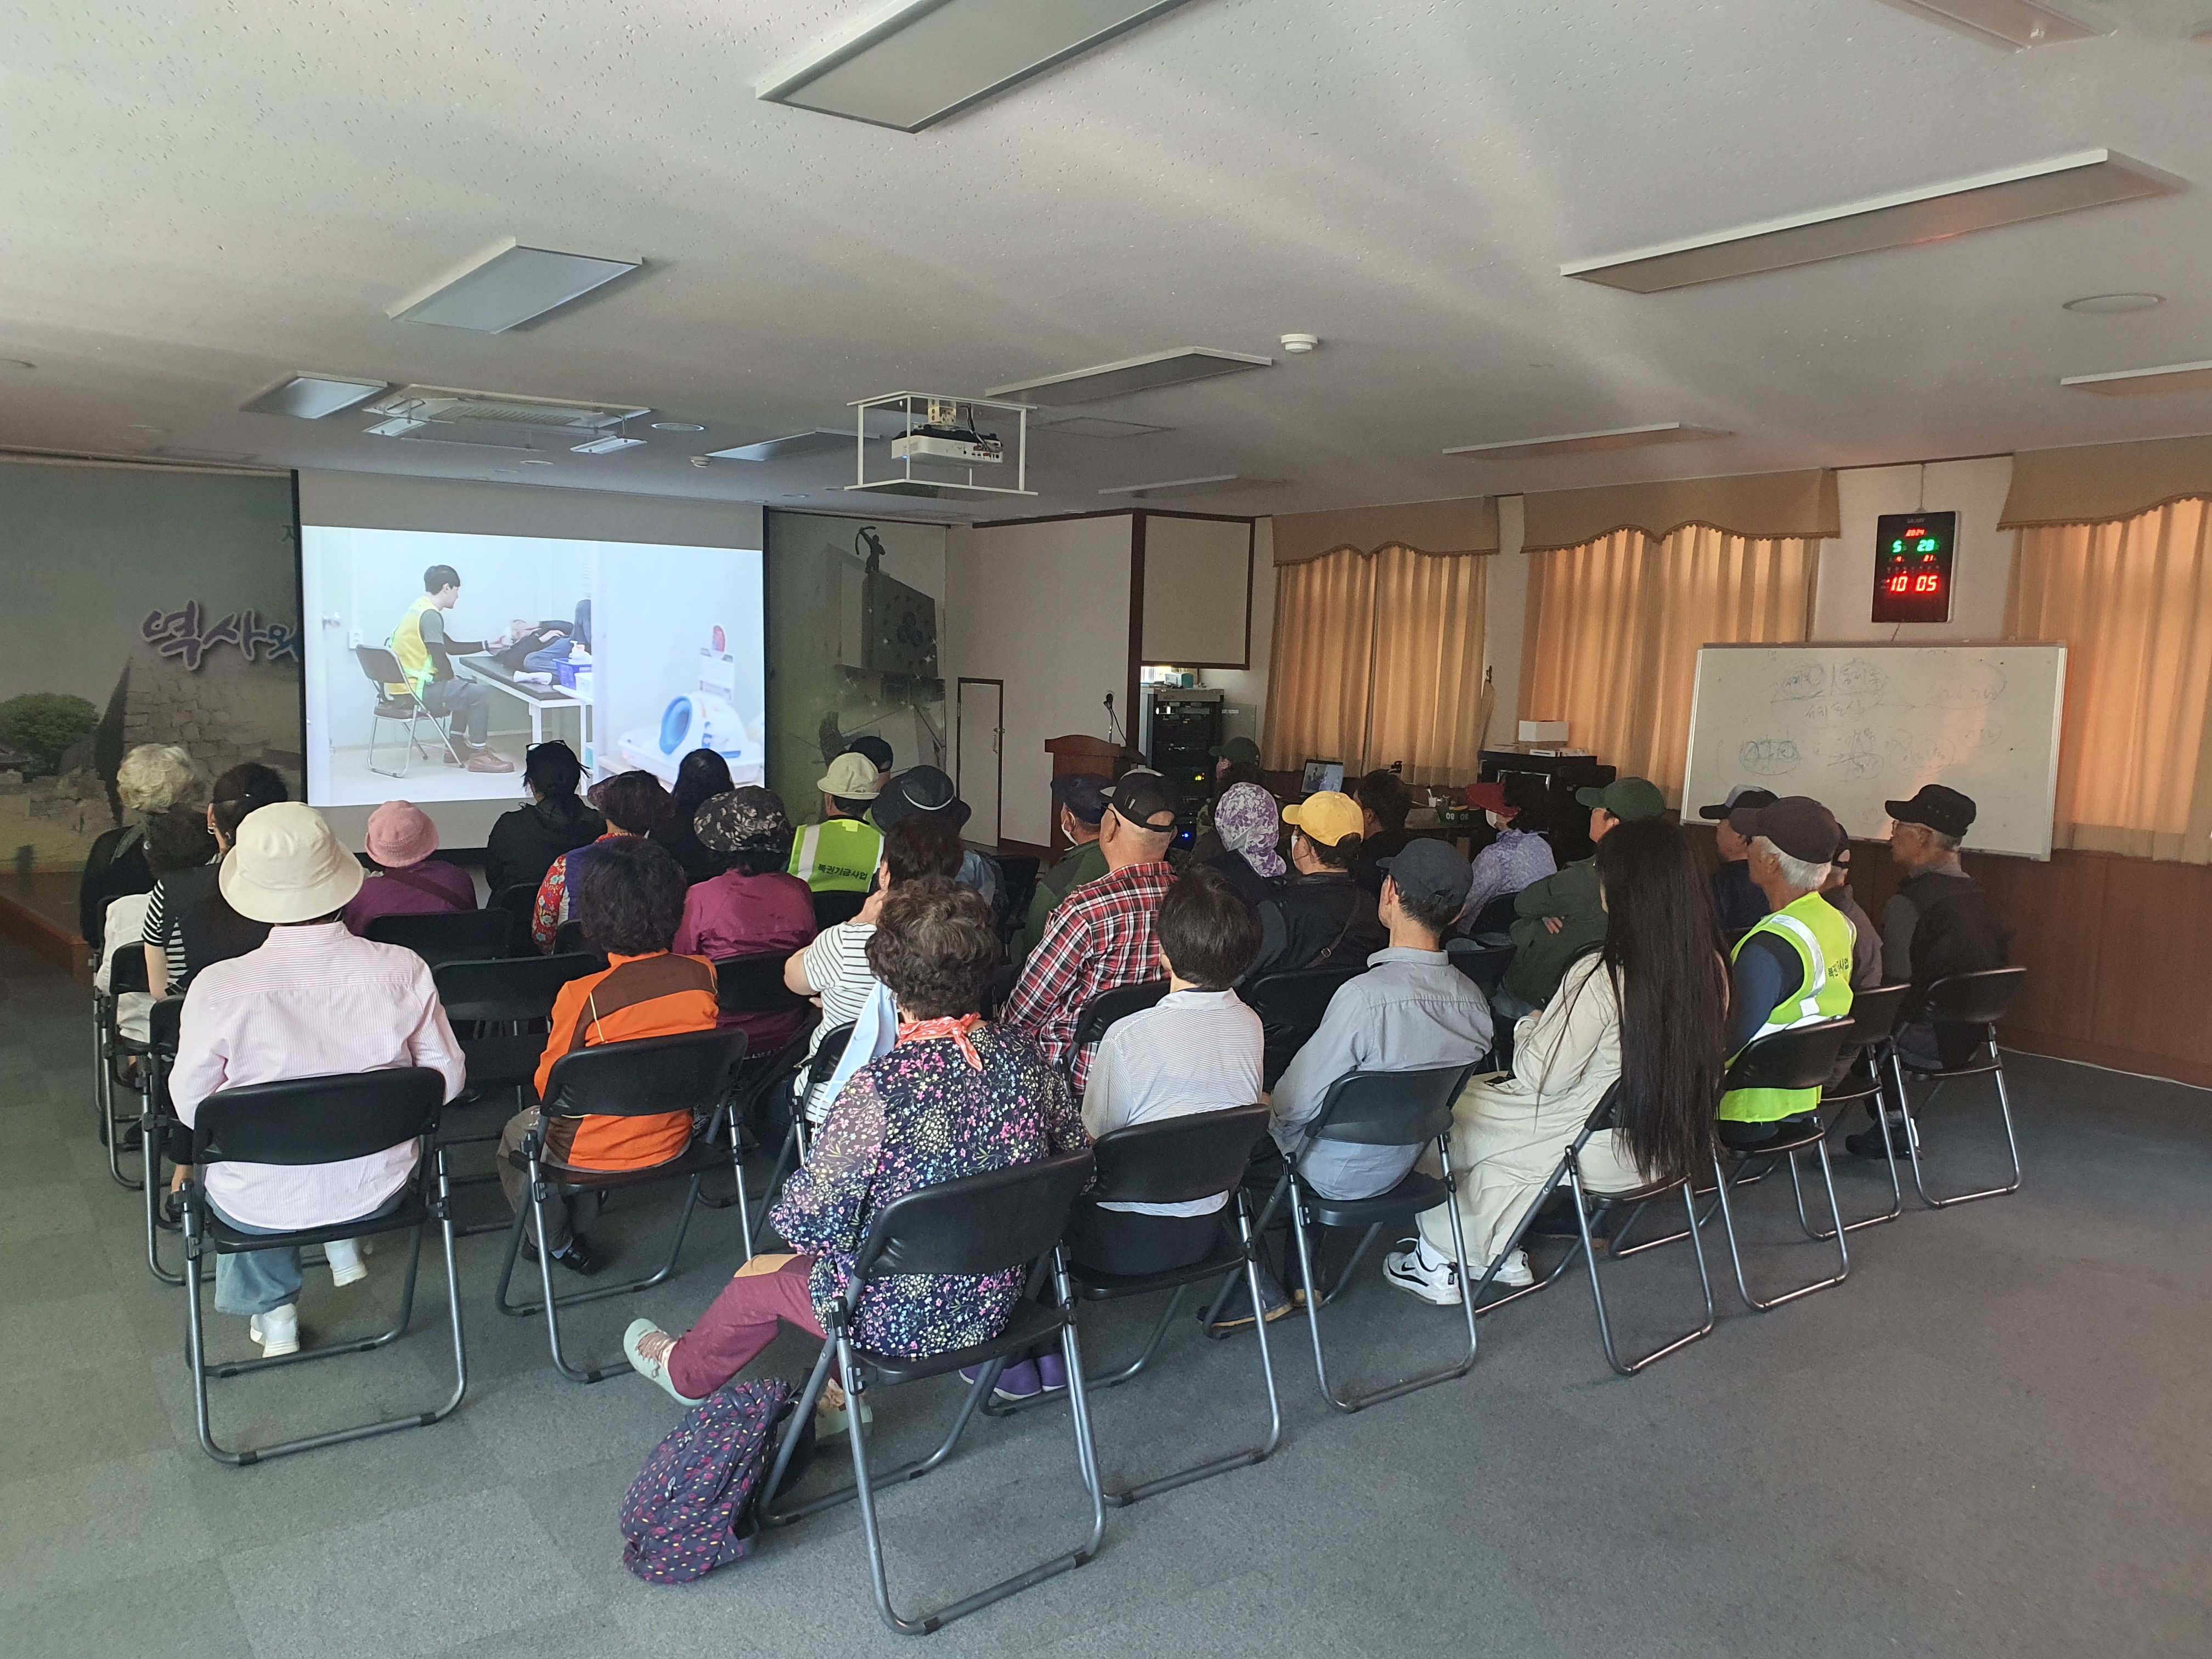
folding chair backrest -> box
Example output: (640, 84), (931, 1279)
(996, 854), (1041, 924)
(1245, 962), (1367, 1085)
(1088, 1103), (1271, 1208)
(541, 1026), (749, 1120)
(433, 952), (600, 1024)
(803, 1022), (856, 1095)
(1724, 1017), (1857, 1094)
(107, 945), (150, 996)
(1844, 983), (1912, 1047)
(714, 953), (809, 1019)
(354, 645), (411, 702)
(1307, 1065), (1471, 1147)
(191, 1067), (444, 1166)
(368, 907), (512, 967)
(553, 918), (590, 956)
(1073, 979), (1170, 1049)
(491, 882), (540, 950)
(854, 1148), (1096, 1281)
(812, 889), (867, 929)
(1917, 966), (2025, 1028)
(1444, 941), (1515, 998)
(149, 995), (184, 1052)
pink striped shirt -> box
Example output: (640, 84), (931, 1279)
(168, 922), (467, 1230)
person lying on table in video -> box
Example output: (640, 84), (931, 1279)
(489, 599), (592, 685)
(387, 562), (516, 773)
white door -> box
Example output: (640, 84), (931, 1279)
(956, 679), (1002, 847)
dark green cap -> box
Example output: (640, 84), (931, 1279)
(1575, 776), (1666, 822)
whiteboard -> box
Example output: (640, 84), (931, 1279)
(1680, 643), (2067, 859)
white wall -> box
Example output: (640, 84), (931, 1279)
(1813, 458), (2016, 642)
(1202, 517), (1276, 753)
(944, 515), (1133, 847)
(1481, 494), (1530, 748)
(1141, 515), (1252, 665)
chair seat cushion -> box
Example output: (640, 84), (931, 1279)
(1071, 1245), (1248, 1300)
(201, 1192), (428, 1254)
(1723, 1121), (1828, 1156)
(510, 1135), (722, 1193)
(1299, 1171), (1450, 1229)
(850, 1300), (1070, 1388)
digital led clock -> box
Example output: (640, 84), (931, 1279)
(1872, 510), (1957, 624)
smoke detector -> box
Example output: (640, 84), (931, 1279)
(1280, 333), (1319, 354)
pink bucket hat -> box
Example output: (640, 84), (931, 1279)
(365, 799), (439, 868)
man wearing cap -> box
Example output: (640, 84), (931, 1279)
(166, 803), (467, 1358)
(872, 764), (1006, 921)
(1499, 776), (1667, 1016)
(1456, 777), (1555, 936)
(843, 735), (895, 793)
(1716, 795), (1858, 1144)
(1017, 774), (1111, 961)
(1854, 785), (2013, 1152)
(1005, 771), (1183, 1087)
(342, 800), (478, 935)
(1699, 785), (1778, 936)
(1242, 791), (1386, 981)
(788, 752), (884, 896)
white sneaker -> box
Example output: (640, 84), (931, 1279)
(1488, 1248), (1535, 1289)
(248, 1305), (300, 1357)
(326, 1236), (371, 1288)
(1383, 1238), (1462, 1306)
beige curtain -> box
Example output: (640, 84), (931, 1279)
(1521, 526), (1817, 803)
(2005, 498), (2212, 862)
(1262, 543), (1487, 781)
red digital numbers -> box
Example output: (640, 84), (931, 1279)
(1888, 574), (1911, 592)
(1914, 574), (1940, 592)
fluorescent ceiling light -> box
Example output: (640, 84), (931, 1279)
(707, 409), (921, 461)
(1097, 473), (1251, 497)
(759, 0), (1194, 132)
(1872, 0), (2103, 49)
(387, 238), (641, 332)
(365, 416), (430, 438)
(1444, 422), (1731, 461)
(362, 386), (648, 431)
(1562, 149), (2181, 294)
(239, 373), (389, 419)
(988, 347), (1272, 405)
(570, 433), (646, 454)
(2062, 292), (2163, 313)
(2060, 359), (2212, 396)
(1037, 415), (1172, 438)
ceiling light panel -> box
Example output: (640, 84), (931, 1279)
(988, 347), (1272, 405)
(1444, 422), (1731, 461)
(1873, 0), (2103, 49)
(239, 373), (389, 419)
(759, 0), (1194, 132)
(2061, 360), (2212, 395)
(1564, 149), (2181, 294)
(363, 386), (648, 431)
(387, 238), (640, 332)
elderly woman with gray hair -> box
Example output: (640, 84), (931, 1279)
(77, 743), (212, 950)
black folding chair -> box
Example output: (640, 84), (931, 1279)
(490, 882), (540, 955)
(1810, 983), (1914, 1235)
(366, 907), (511, 967)
(1072, 979), (1171, 1050)
(94, 943), (152, 1190)
(551, 917), (591, 957)
(355, 644), (462, 776)
(1247, 1064), (1482, 1413)
(811, 888), (868, 929)
(139, 995), (187, 1284)
(1040, 1105), (1282, 1504)
(697, 953), (819, 1211)
(1444, 940), (1516, 1000)
(1890, 967), (2028, 1209)
(1243, 963), (1367, 1090)
(179, 1067), (464, 1465)
(996, 854), (1042, 939)
(494, 1026), (750, 1382)
(747, 1022), (856, 1252)
(760, 1150), (1102, 1637)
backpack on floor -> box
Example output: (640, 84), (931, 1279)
(620, 1379), (814, 1584)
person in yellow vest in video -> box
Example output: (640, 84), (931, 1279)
(787, 750), (883, 893)
(387, 563), (516, 774)
(1716, 795), (1855, 1148)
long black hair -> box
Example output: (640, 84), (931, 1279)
(1594, 817), (1726, 1182)
(672, 748), (733, 814)
(524, 741), (590, 817)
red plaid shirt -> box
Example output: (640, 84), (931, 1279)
(1003, 859), (1175, 1088)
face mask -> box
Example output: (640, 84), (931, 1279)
(1485, 811), (1508, 830)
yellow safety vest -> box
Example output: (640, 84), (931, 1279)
(788, 816), (883, 893)
(1718, 890), (1855, 1123)
(388, 595), (439, 697)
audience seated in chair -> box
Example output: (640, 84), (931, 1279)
(1697, 785), (1777, 937)
(872, 764), (1006, 923)
(102, 807), (217, 1049)
(1454, 775), (1555, 939)
(484, 741), (605, 899)
(1387, 818), (1726, 1303)
(142, 762), (287, 1001)
(1212, 838), (1491, 1334)
(1350, 769), (1415, 898)
(1714, 797), (1858, 1150)
(343, 799), (477, 935)
(623, 877), (1088, 1425)
(1241, 790), (1384, 983)
(672, 786), (817, 1051)
(1203, 782), (1286, 911)
(78, 742), (210, 951)
(1498, 776), (1666, 1020)
(499, 837), (720, 1276)
(652, 748), (736, 885)
(1005, 771), (1184, 1087)
(1015, 773), (1112, 963)
(530, 769), (667, 953)
(785, 814), (966, 1123)
(788, 751), (885, 897)
(165, 803), (466, 1357)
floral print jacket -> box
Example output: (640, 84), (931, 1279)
(770, 1022), (1088, 1356)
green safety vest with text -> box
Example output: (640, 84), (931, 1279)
(788, 816), (884, 894)
(1717, 889), (1856, 1124)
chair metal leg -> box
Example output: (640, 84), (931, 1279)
(1898, 1051), (2023, 1209)
(1806, 1071), (1904, 1239)
(142, 1096), (182, 1286)
(1708, 1142), (1850, 1313)
(1576, 1171), (1714, 1376)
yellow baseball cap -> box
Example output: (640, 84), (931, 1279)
(1280, 790), (1363, 848)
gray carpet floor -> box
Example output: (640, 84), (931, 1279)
(6, 934), (2209, 1658)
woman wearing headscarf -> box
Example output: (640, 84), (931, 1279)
(1204, 781), (1286, 908)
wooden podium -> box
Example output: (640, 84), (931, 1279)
(1045, 735), (1141, 855)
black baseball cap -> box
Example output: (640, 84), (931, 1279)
(1886, 784), (1976, 839)
(1698, 785), (1776, 821)
(1051, 772), (1110, 826)
(1379, 837), (1473, 909)
(1103, 771), (1184, 831)
(1729, 795), (1842, 865)
(843, 735), (894, 773)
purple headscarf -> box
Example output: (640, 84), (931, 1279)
(1215, 782), (1285, 879)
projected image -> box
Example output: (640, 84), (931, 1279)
(300, 526), (765, 809)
